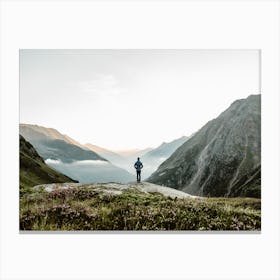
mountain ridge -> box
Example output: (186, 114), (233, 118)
(147, 94), (261, 198)
(20, 124), (107, 163)
(19, 124), (135, 183)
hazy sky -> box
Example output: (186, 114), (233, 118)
(20, 49), (260, 150)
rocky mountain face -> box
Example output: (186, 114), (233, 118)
(147, 95), (261, 198)
(20, 135), (76, 189)
(19, 124), (135, 183)
(228, 164), (261, 198)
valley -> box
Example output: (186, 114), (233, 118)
(19, 95), (261, 231)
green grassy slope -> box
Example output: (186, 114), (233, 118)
(20, 186), (261, 231)
(20, 135), (77, 194)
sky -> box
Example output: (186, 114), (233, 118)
(20, 49), (260, 150)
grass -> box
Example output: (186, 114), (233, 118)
(19, 135), (77, 195)
(19, 152), (79, 198)
(20, 186), (261, 231)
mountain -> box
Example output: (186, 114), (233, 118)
(101, 137), (190, 180)
(19, 124), (106, 163)
(228, 164), (261, 198)
(20, 124), (85, 148)
(20, 135), (76, 191)
(102, 147), (154, 176)
(45, 158), (135, 184)
(140, 136), (189, 179)
(147, 95), (261, 198)
(84, 143), (127, 167)
(28, 138), (107, 163)
(143, 136), (189, 160)
(83, 136), (188, 180)
(19, 124), (135, 183)
(114, 148), (153, 157)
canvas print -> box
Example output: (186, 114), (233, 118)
(19, 49), (261, 231)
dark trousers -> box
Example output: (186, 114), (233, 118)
(136, 170), (141, 182)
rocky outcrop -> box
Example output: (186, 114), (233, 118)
(34, 181), (196, 199)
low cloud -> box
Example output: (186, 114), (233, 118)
(45, 159), (61, 164)
(45, 159), (109, 166)
(73, 160), (109, 166)
(44, 158), (133, 183)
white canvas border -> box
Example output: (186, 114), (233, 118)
(0, 1), (279, 280)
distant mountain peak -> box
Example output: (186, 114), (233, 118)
(19, 123), (107, 163)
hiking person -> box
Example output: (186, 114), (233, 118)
(134, 157), (143, 182)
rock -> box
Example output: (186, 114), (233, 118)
(34, 182), (197, 199)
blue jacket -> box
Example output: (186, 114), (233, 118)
(134, 160), (143, 171)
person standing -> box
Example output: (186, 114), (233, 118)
(134, 157), (143, 182)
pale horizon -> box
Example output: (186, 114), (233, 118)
(20, 49), (260, 150)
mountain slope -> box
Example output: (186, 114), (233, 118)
(20, 135), (77, 191)
(86, 147), (154, 176)
(84, 143), (127, 166)
(140, 136), (189, 179)
(114, 148), (153, 157)
(143, 136), (189, 160)
(29, 139), (107, 163)
(45, 158), (135, 184)
(147, 95), (261, 198)
(228, 164), (261, 198)
(20, 124), (106, 163)
(20, 124), (86, 149)
(85, 137), (192, 180)
(20, 124), (135, 183)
